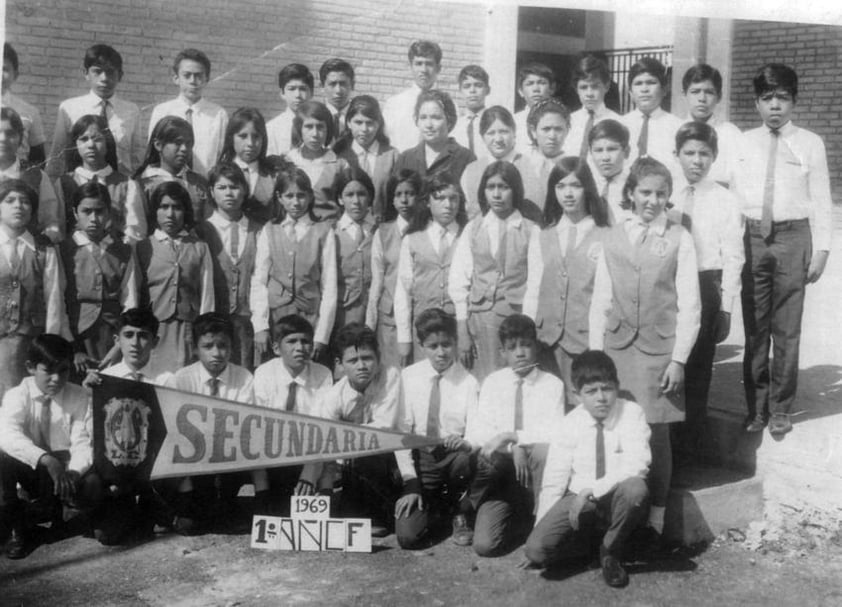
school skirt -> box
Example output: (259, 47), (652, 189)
(607, 344), (685, 424)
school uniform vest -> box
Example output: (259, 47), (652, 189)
(61, 237), (133, 335)
(406, 229), (457, 317)
(0, 239), (47, 337)
(265, 221), (332, 317)
(535, 226), (604, 353)
(136, 234), (209, 322)
(242, 172), (278, 225)
(140, 171), (210, 225)
(336, 223), (375, 309)
(59, 172), (130, 233)
(467, 217), (533, 314)
(603, 220), (682, 355)
(194, 220), (258, 317)
(376, 221), (402, 316)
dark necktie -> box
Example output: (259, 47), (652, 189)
(426, 374), (442, 438)
(39, 397), (52, 450)
(637, 112), (650, 158)
(209, 377), (220, 397)
(579, 109), (595, 159)
(596, 421), (605, 479)
(284, 381), (298, 412)
(185, 107), (194, 126)
(230, 222), (239, 262)
(100, 99), (110, 121)
(760, 129), (780, 240)
(467, 114), (476, 154)
(334, 112), (343, 138)
(513, 377), (525, 431)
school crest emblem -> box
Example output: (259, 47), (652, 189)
(103, 397), (150, 467)
(651, 237), (669, 258)
(587, 241), (603, 262)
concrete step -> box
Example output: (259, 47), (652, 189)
(664, 465), (763, 545)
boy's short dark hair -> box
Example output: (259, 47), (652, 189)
(681, 63), (722, 97)
(3, 42), (19, 74)
(319, 58), (355, 85)
(517, 62), (555, 89)
(271, 314), (315, 343)
(675, 121), (718, 157)
(278, 63), (314, 91)
(570, 350), (619, 391)
(84, 44), (123, 73)
(573, 55), (611, 86)
(71, 180), (112, 211)
(207, 161), (249, 193)
(415, 308), (457, 344)
(27, 334), (74, 370)
(588, 118), (630, 149)
(458, 65), (489, 87)
(498, 314), (537, 344)
(408, 40), (442, 66)
(334, 322), (379, 360)
(753, 63), (798, 99)
(1, 106), (25, 138)
(192, 312), (234, 346)
(118, 307), (160, 335)
(173, 48), (211, 77)
(628, 57), (667, 87)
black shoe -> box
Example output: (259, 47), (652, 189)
(744, 415), (767, 433)
(768, 413), (793, 436)
(451, 514), (474, 546)
(600, 546), (628, 588)
(6, 528), (27, 559)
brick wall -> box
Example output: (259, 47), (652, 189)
(730, 19), (842, 197)
(4, 0), (485, 140)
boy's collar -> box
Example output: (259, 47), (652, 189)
(0, 227), (34, 246)
(177, 94), (203, 108)
(199, 362), (229, 383)
(72, 230), (112, 247)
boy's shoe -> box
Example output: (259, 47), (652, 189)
(173, 515), (198, 536)
(769, 414), (793, 436)
(6, 528), (27, 559)
(744, 415), (767, 433)
(600, 546), (629, 588)
(451, 514), (473, 546)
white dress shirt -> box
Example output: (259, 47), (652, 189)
(682, 115), (745, 188)
(249, 217), (338, 344)
(316, 365), (402, 430)
(382, 84), (424, 152)
(232, 157), (261, 196)
(1, 91), (46, 161)
(465, 367), (565, 447)
(166, 361), (255, 404)
(734, 120), (833, 251)
(589, 213), (701, 363)
(523, 215), (596, 320)
(621, 107), (684, 171)
(102, 361), (173, 385)
(206, 210), (249, 260)
(0, 159), (63, 242)
(284, 147), (340, 194)
(71, 230), (140, 310)
(513, 109), (534, 155)
(365, 216), (408, 329)
(48, 92), (143, 178)
(671, 178), (745, 313)
(335, 210), (376, 244)
(394, 359), (480, 481)
(453, 109), (488, 159)
(148, 95), (228, 178)
(266, 109), (296, 157)
(592, 167), (630, 225)
(253, 358), (333, 413)
(393, 221), (460, 344)
(0, 377), (92, 474)
(536, 398), (651, 521)
(562, 104), (621, 158)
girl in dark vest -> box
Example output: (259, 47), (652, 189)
(523, 156), (610, 405)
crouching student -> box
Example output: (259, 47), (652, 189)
(0, 335), (102, 559)
(302, 323), (402, 535)
(524, 350), (651, 588)
(464, 314), (565, 557)
(164, 313), (256, 533)
(253, 314), (333, 513)
(394, 308), (479, 549)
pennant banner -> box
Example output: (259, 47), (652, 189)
(92, 376), (438, 481)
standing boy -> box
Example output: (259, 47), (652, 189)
(48, 44), (144, 179)
(513, 63), (556, 155)
(563, 55), (620, 159)
(737, 64), (832, 436)
(2, 43), (46, 165)
(267, 63), (314, 157)
(452, 65), (491, 157)
(524, 350), (651, 588)
(383, 40), (443, 152)
(394, 308), (479, 549)
(588, 119), (631, 224)
(319, 59), (355, 141)
(148, 49), (228, 178)
(464, 314), (565, 557)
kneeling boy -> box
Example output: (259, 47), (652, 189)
(524, 350), (651, 588)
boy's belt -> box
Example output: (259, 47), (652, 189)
(746, 217), (809, 232)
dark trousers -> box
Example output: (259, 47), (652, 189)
(396, 447), (475, 549)
(0, 450), (102, 530)
(741, 219), (811, 418)
(340, 453), (402, 524)
(524, 477), (649, 566)
(469, 444), (548, 557)
(682, 270), (723, 443)
(231, 314), (255, 372)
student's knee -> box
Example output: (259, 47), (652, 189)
(615, 477), (649, 508)
(396, 515), (430, 550)
(472, 525), (506, 557)
(523, 531), (551, 567)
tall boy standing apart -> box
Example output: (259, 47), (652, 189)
(383, 40), (443, 152)
(737, 64), (832, 436)
(48, 44), (144, 179)
(148, 49), (228, 178)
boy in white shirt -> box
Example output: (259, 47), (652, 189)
(394, 308), (479, 549)
(563, 55), (620, 159)
(266, 64), (314, 156)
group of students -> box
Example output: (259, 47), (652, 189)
(0, 36), (831, 587)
